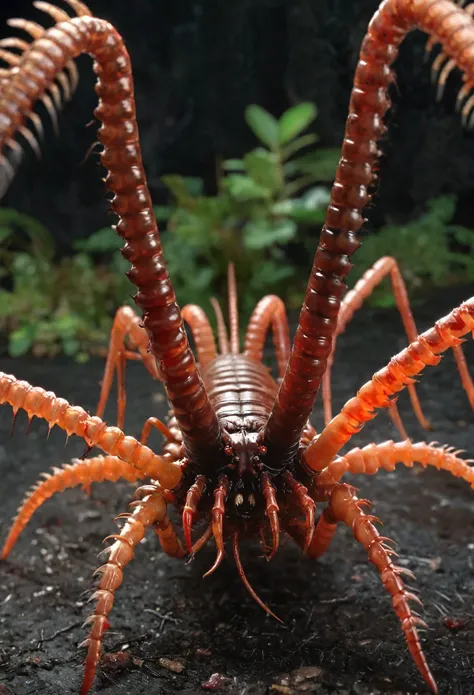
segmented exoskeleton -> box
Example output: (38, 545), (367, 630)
(1, 1), (474, 693)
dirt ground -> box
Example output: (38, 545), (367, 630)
(0, 287), (474, 695)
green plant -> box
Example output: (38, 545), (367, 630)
(350, 195), (474, 307)
(0, 209), (133, 360)
(155, 102), (339, 315)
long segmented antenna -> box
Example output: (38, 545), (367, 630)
(0, 13), (224, 463)
(264, 0), (474, 468)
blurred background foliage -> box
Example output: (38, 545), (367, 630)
(0, 0), (474, 358)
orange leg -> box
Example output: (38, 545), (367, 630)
(228, 262), (240, 354)
(210, 297), (230, 355)
(96, 306), (159, 429)
(452, 344), (474, 409)
(140, 416), (176, 445)
(244, 295), (291, 379)
(0, 2), (82, 189)
(79, 486), (174, 695)
(0, 371), (182, 489)
(325, 483), (437, 693)
(317, 439), (474, 488)
(322, 257), (430, 434)
(285, 508), (338, 559)
(153, 511), (187, 559)
(181, 304), (217, 368)
(1, 455), (146, 560)
(304, 297), (474, 472)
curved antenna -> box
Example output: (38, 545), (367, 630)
(264, 0), (474, 467)
(0, 14), (222, 464)
(210, 297), (229, 355)
(228, 262), (239, 353)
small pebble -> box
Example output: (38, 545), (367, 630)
(201, 672), (229, 690)
(443, 616), (468, 631)
(158, 657), (185, 673)
(292, 666), (323, 684)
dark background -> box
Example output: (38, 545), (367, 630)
(1, 0), (474, 253)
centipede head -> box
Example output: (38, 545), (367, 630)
(221, 428), (267, 521)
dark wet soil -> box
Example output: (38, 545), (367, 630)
(0, 287), (474, 695)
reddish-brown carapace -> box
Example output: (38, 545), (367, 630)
(1, 0), (474, 693)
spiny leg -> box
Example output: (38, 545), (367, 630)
(304, 298), (474, 472)
(317, 439), (474, 488)
(244, 295), (291, 380)
(0, 372), (182, 489)
(210, 297), (230, 355)
(322, 256), (430, 433)
(79, 486), (168, 695)
(182, 304), (217, 369)
(1, 455), (146, 559)
(295, 437), (474, 554)
(0, 2), (83, 164)
(96, 306), (159, 429)
(324, 483), (437, 693)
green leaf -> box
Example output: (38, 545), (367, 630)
(292, 148), (340, 181)
(74, 227), (122, 252)
(0, 209), (55, 260)
(244, 149), (282, 193)
(225, 174), (271, 201)
(284, 174), (320, 197)
(245, 105), (279, 150)
(448, 224), (474, 247)
(9, 324), (36, 357)
(223, 159), (245, 171)
(0, 226), (13, 244)
(153, 205), (174, 220)
(161, 175), (203, 206)
(62, 338), (80, 356)
(281, 133), (319, 161)
(243, 219), (297, 250)
(273, 188), (329, 224)
(303, 186), (331, 209)
(278, 103), (317, 145)
(425, 195), (456, 223)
